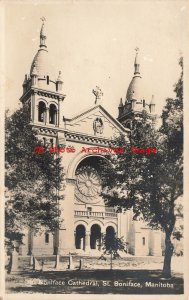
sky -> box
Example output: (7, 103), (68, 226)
(2, 0), (188, 120)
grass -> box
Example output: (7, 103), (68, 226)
(6, 269), (183, 294)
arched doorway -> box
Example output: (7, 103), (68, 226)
(105, 226), (115, 250)
(90, 224), (101, 250)
(75, 225), (86, 250)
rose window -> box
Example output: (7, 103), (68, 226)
(76, 166), (101, 198)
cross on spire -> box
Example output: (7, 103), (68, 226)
(92, 86), (103, 105)
(135, 46), (139, 53)
(40, 17), (46, 23)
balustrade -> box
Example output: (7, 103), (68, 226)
(74, 210), (117, 218)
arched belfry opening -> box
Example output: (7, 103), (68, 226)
(38, 101), (46, 122)
(49, 104), (57, 125)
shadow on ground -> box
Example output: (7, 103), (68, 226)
(6, 269), (183, 294)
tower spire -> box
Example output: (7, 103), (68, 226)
(134, 47), (140, 75)
(40, 17), (47, 48)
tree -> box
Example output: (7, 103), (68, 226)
(100, 58), (183, 278)
(159, 57), (183, 276)
(100, 234), (127, 269)
(5, 105), (65, 249)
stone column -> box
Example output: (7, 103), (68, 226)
(31, 92), (37, 122)
(57, 105), (60, 127)
(29, 98), (33, 122)
(80, 237), (84, 250)
(85, 231), (91, 252)
(55, 110), (58, 126)
(100, 231), (105, 252)
(74, 231), (76, 249)
(45, 107), (49, 125)
(34, 101), (38, 123)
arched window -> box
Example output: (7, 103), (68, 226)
(49, 104), (57, 125)
(125, 121), (131, 129)
(142, 237), (145, 246)
(38, 101), (46, 122)
(45, 233), (49, 244)
(42, 137), (46, 146)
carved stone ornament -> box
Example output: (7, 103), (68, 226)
(93, 117), (104, 135)
(75, 166), (102, 204)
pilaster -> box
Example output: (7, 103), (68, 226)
(59, 181), (75, 254)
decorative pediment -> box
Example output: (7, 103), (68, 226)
(64, 105), (129, 140)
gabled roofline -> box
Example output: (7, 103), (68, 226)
(65, 104), (130, 134)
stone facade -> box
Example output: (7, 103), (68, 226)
(20, 20), (162, 257)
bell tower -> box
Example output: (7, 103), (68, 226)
(117, 48), (156, 129)
(20, 18), (66, 145)
(19, 18), (67, 256)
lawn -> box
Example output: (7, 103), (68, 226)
(6, 269), (183, 294)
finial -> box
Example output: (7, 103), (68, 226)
(40, 17), (47, 48)
(119, 98), (123, 107)
(134, 47), (140, 75)
(57, 71), (63, 82)
(92, 86), (103, 105)
(150, 94), (155, 105)
(149, 95), (155, 113)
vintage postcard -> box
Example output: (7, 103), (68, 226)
(1, 0), (189, 300)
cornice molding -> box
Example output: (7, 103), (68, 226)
(32, 124), (58, 136)
(20, 87), (65, 102)
(31, 124), (122, 146)
(64, 131), (116, 147)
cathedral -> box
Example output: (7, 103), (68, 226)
(19, 20), (162, 257)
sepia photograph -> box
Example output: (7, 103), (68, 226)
(1, 0), (188, 299)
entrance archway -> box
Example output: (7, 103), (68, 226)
(75, 225), (86, 250)
(106, 226), (115, 250)
(90, 224), (101, 250)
